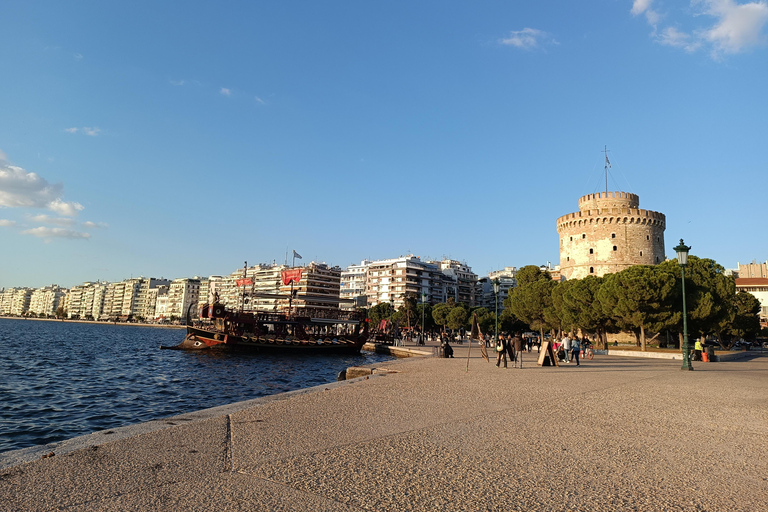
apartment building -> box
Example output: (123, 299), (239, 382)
(434, 259), (478, 305)
(166, 278), (201, 319)
(28, 285), (68, 317)
(476, 267), (517, 311)
(277, 262), (342, 314)
(0, 288), (34, 316)
(340, 260), (371, 309)
(738, 260), (768, 279)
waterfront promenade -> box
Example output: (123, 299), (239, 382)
(1, 345), (766, 511)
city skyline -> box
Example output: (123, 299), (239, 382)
(2, 1), (767, 289)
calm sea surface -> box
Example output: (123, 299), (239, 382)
(0, 318), (394, 454)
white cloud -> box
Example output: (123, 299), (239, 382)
(0, 151), (84, 217)
(220, 87), (232, 96)
(632, 0), (654, 15)
(170, 79), (186, 86)
(21, 226), (91, 240)
(73, 53), (83, 61)
(633, 0), (768, 57)
(699, 0), (768, 55)
(0, 219), (16, 227)
(499, 28), (558, 50)
(658, 26), (703, 51)
(30, 214), (76, 226)
(48, 198), (84, 216)
(255, 96), (266, 105)
(83, 221), (109, 229)
(65, 126), (101, 136)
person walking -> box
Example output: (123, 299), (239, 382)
(495, 334), (508, 368)
(512, 332), (524, 368)
(571, 336), (581, 366)
(561, 333), (572, 363)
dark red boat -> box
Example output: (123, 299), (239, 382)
(164, 302), (369, 354)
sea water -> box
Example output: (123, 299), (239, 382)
(0, 318), (394, 453)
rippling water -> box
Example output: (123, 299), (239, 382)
(0, 318), (394, 453)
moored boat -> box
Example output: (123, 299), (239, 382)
(163, 302), (369, 353)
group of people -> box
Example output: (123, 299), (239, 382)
(553, 333), (591, 366)
(494, 332), (525, 368)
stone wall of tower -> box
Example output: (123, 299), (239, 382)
(556, 191), (666, 280)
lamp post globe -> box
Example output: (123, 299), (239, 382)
(674, 239), (693, 371)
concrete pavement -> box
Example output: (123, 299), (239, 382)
(1, 344), (767, 511)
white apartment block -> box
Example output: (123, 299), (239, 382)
(206, 262), (342, 316)
(9, 288), (33, 316)
(477, 267), (518, 311)
(278, 262), (342, 314)
(340, 260), (371, 309)
(0, 288), (34, 316)
(28, 285), (68, 317)
(433, 259), (478, 305)
(165, 278), (201, 320)
(362, 255), (477, 308)
(0, 288), (17, 315)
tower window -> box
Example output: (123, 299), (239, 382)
(613, 246), (617, 251)
(589, 248), (594, 254)
(582, 234), (586, 239)
(646, 235), (650, 240)
(570, 237), (573, 241)
(656, 257), (659, 263)
(640, 251), (643, 256)
(589, 267), (594, 274)
(612, 233), (616, 238)
(567, 257), (570, 261)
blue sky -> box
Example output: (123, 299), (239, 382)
(1, 1), (767, 289)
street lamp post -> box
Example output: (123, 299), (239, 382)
(675, 239), (693, 371)
(492, 278), (500, 347)
(390, 297), (396, 346)
(421, 291), (426, 345)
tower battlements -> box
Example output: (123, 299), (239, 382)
(578, 191), (639, 211)
(557, 190), (666, 280)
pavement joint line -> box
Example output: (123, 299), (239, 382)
(226, 413), (234, 473)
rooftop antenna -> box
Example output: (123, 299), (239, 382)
(603, 145), (611, 194)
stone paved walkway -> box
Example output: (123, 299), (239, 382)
(2, 349), (766, 511)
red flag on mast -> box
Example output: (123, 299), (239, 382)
(281, 268), (303, 285)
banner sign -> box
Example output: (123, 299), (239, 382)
(236, 278), (253, 287)
(281, 268), (303, 285)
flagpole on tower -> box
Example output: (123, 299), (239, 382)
(603, 145), (611, 194)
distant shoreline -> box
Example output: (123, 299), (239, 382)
(0, 316), (186, 330)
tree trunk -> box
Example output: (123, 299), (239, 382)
(640, 325), (646, 351)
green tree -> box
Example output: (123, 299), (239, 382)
(368, 302), (394, 329)
(559, 275), (617, 349)
(515, 265), (551, 288)
(399, 293), (418, 330)
(505, 272), (557, 343)
(717, 291), (761, 348)
(597, 265), (678, 350)
(471, 307), (495, 335)
(656, 256), (735, 349)
(416, 303), (436, 333)
(432, 302), (453, 332)
(447, 304), (469, 333)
